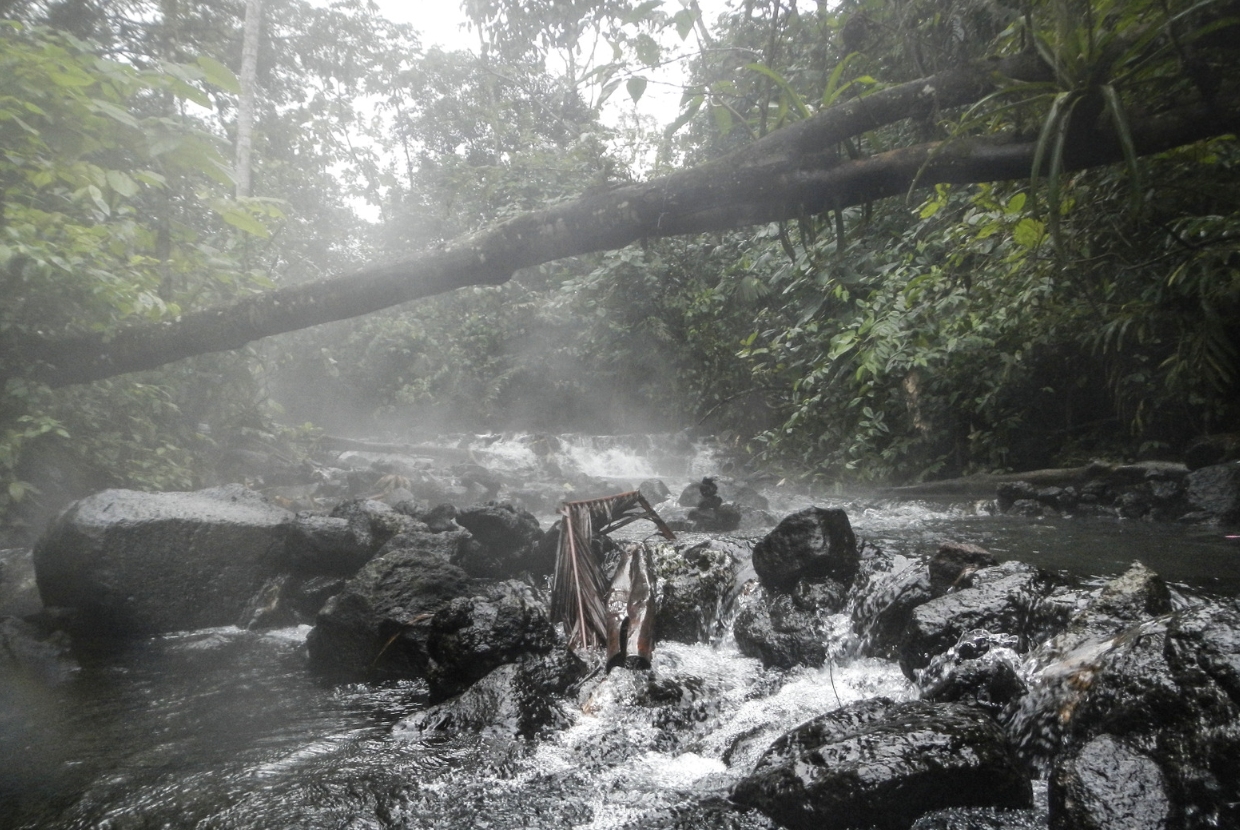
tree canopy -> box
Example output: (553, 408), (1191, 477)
(2, 0), (1239, 527)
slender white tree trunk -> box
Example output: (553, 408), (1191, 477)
(235, 0), (262, 199)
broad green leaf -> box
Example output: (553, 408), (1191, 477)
(219, 207), (269, 237)
(673, 8), (697, 40)
(626, 76), (647, 104)
(1013, 217), (1045, 247)
(196, 55), (241, 94)
(106, 169), (139, 198)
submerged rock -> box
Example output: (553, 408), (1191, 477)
(752, 507), (859, 593)
(731, 698), (1032, 830)
(33, 485), (291, 638)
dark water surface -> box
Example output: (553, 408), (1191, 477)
(3, 470), (1237, 828)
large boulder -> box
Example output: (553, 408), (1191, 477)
(422, 579), (557, 701)
(731, 698), (1032, 830)
(1183, 462), (1240, 525)
(33, 485), (291, 638)
(451, 502), (547, 578)
(1050, 734), (1172, 830)
(850, 552), (933, 659)
(752, 507), (858, 593)
(306, 548), (473, 681)
(898, 560), (1063, 678)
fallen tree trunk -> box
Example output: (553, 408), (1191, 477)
(7, 54), (1240, 388)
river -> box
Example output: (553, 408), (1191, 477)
(2, 434), (1237, 829)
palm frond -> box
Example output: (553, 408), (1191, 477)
(551, 491), (675, 650)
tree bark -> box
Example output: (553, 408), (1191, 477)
(8, 56), (1240, 389)
(234, 0), (262, 199)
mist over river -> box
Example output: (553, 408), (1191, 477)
(2, 434), (1238, 830)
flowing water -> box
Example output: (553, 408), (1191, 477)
(2, 435), (1238, 830)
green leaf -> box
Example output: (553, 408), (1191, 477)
(626, 76), (648, 104)
(746, 62), (811, 119)
(712, 104), (733, 136)
(673, 8), (697, 40)
(1005, 193), (1027, 214)
(1013, 217), (1046, 247)
(106, 169), (139, 198)
(218, 206), (269, 237)
(634, 33), (661, 67)
(196, 55), (241, 94)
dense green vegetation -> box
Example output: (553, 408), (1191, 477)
(2, 0), (1237, 537)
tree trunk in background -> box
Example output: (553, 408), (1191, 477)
(234, 0), (262, 199)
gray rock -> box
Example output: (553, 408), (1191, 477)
(451, 502), (547, 578)
(733, 588), (829, 670)
(731, 698), (1032, 830)
(0, 548), (41, 618)
(1050, 735), (1171, 830)
(306, 549), (473, 682)
(899, 560), (1060, 678)
(1183, 462), (1240, 525)
(0, 616), (78, 685)
(33, 485), (291, 638)
(929, 541), (998, 597)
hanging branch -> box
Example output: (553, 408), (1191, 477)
(551, 491), (675, 651)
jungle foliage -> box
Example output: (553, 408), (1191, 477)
(1, 0), (1238, 537)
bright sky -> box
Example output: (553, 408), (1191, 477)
(368, 0), (734, 126)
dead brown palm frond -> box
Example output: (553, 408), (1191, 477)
(552, 491), (675, 651)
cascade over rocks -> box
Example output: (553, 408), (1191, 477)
(33, 484), (292, 638)
(751, 507), (858, 593)
(730, 697), (1033, 830)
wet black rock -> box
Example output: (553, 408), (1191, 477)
(451, 502), (547, 578)
(306, 549), (473, 681)
(284, 512), (387, 575)
(654, 540), (743, 644)
(899, 561), (1062, 679)
(751, 507), (858, 594)
(0, 616), (78, 685)
(0, 548), (40, 618)
(918, 629), (1026, 716)
(733, 586), (834, 669)
(850, 553), (933, 659)
(929, 541), (999, 597)
(688, 503), (742, 532)
(639, 479), (671, 504)
(1183, 462), (1240, 525)
(1009, 568), (1240, 829)
(33, 485), (291, 638)
(423, 579), (557, 701)
(731, 698), (1032, 830)
(393, 648), (588, 738)
(1185, 433), (1240, 471)
(1050, 734), (1171, 830)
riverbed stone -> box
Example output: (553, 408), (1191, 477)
(451, 502), (547, 578)
(928, 541), (998, 597)
(423, 579), (556, 701)
(730, 698), (1032, 830)
(733, 587), (831, 669)
(0, 548), (40, 618)
(899, 560), (1061, 678)
(1050, 734), (1172, 830)
(752, 507), (858, 593)
(394, 649), (588, 738)
(33, 485), (291, 638)
(306, 549), (473, 681)
(850, 552), (933, 659)
(654, 540), (742, 644)
(1183, 462), (1240, 525)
